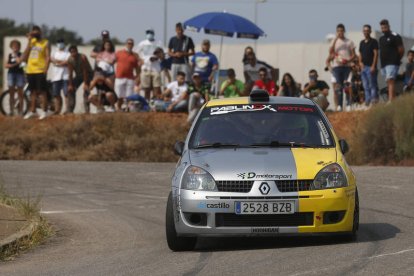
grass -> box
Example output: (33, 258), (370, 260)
(0, 182), (52, 261)
(0, 112), (189, 161)
(345, 93), (414, 165)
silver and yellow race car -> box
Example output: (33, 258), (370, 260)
(166, 90), (359, 251)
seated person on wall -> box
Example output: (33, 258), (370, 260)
(253, 67), (277, 95)
(187, 72), (211, 123)
(278, 73), (302, 97)
(88, 68), (118, 113)
(154, 71), (188, 112)
(302, 69), (329, 111)
(220, 68), (245, 98)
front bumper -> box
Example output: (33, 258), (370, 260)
(173, 186), (356, 237)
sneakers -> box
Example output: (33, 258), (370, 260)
(345, 105), (351, 112)
(38, 109), (48, 120)
(23, 111), (37, 120)
(336, 106), (342, 112)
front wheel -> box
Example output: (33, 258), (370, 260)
(0, 89), (29, 116)
(165, 192), (197, 251)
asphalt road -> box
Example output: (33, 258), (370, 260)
(0, 161), (413, 276)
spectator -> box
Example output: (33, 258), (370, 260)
(379, 19), (404, 102)
(50, 38), (70, 115)
(96, 40), (116, 82)
(158, 48), (172, 87)
(115, 38), (140, 111)
(22, 25), (50, 120)
(358, 24), (379, 107)
(302, 69), (329, 111)
(191, 39), (218, 84)
(187, 72), (210, 123)
(134, 29), (163, 60)
(156, 71), (188, 112)
(220, 68), (245, 98)
(242, 46), (254, 65)
(326, 23), (356, 111)
(4, 39), (25, 116)
(141, 47), (163, 101)
(278, 73), (301, 97)
(88, 69), (117, 112)
(168, 22), (195, 82)
(253, 67), (277, 95)
(403, 50), (414, 92)
(68, 45), (94, 114)
(243, 52), (275, 92)
(90, 30), (111, 66)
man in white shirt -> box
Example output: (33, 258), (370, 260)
(134, 29), (163, 60)
(51, 38), (70, 114)
(158, 71), (188, 112)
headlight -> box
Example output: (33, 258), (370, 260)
(182, 166), (217, 191)
(313, 163), (348, 189)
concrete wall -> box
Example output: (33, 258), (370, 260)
(4, 31), (414, 112)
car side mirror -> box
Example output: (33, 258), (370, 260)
(174, 141), (185, 156)
(339, 139), (349, 155)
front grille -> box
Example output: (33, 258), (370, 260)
(216, 181), (254, 193)
(276, 180), (313, 192)
(216, 212), (314, 227)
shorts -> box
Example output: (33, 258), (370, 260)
(141, 70), (161, 89)
(381, 65), (399, 80)
(52, 80), (69, 97)
(7, 72), (25, 88)
(27, 73), (47, 92)
(100, 91), (118, 106)
(114, 78), (135, 98)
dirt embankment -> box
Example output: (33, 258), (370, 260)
(0, 109), (412, 165)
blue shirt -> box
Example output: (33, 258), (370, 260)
(191, 51), (218, 82)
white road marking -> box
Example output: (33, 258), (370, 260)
(369, 248), (414, 259)
(40, 208), (107, 214)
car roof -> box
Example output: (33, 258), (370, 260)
(205, 96), (316, 107)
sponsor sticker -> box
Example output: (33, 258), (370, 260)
(237, 172), (292, 180)
(210, 104), (277, 115)
(251, 227), (279, 233)
(277, 106), (314, 112)
(197, 202), (230, 209)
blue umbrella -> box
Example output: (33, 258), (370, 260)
(184, 11), (265, 39)
(184, 12), (265, 96)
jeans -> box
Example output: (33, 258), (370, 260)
(361, 66), (378, 105)
(332, 66), (351, 107)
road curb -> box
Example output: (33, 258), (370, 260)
(0, 204), (39, 257)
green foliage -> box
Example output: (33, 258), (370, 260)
(347, 93), (414, 164)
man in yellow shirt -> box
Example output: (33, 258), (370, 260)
(22, 25), (50, 120)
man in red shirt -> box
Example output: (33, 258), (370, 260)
(253, 67), (277, 95)
(115, 38), (141, 111)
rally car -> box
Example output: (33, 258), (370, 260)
(166, 90), (359, 251)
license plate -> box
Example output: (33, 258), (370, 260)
(235, 201), (295, 215)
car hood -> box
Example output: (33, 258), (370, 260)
(189, 147), (337, 180)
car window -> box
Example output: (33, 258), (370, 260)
(189, 104), (334, 148)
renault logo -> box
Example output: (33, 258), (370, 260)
(259, 182), (270, 195)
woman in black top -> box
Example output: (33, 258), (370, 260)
(4, 40), (25, 115)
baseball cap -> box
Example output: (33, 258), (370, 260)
(192, 72), (201, 78)
(101, 30), (110, 37)
(146, 29), (155, 34)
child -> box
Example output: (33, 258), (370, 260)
(4, 40), (25, 115)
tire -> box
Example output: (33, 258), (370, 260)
(338, 188), (359, 242)
(165, 192), (197, 251)
(0, 89), (29, 116)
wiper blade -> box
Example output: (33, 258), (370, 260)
(194, 143), (240, 149)
(248, 141), (316, 148)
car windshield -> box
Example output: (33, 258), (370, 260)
(189, 104), (334, 149)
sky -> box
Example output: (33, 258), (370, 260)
(1, 0), (414, 47)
